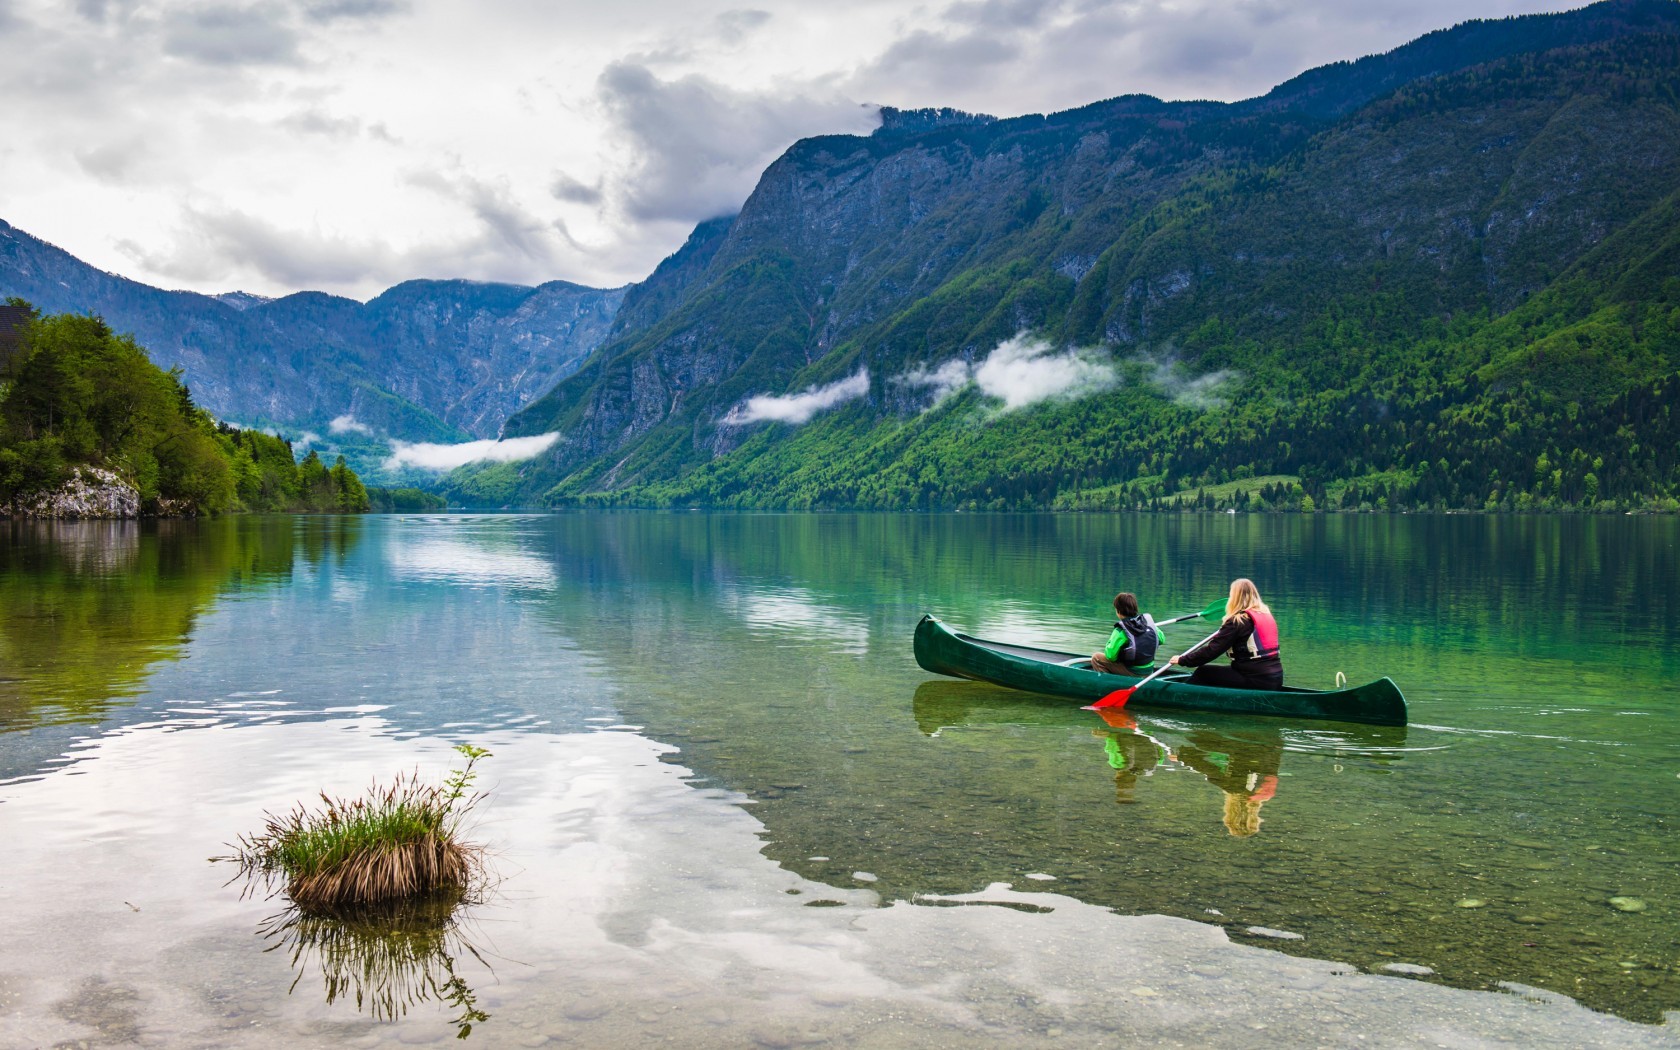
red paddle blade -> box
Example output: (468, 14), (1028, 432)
(1088, 687), (1135, 710)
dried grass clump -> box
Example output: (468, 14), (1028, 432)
(229, 744), (491, 911)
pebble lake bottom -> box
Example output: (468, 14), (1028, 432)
(0, 511), (1675, 1047)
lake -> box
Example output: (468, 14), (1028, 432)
(2, 512), (1677, 1048)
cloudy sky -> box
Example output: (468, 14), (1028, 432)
(0, 0), (1589, 301)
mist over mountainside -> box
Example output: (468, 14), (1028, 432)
(469, 0), (1680, 512)
(0, 219), (625, 451)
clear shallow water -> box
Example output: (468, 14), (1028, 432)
(1, 512), (1677, 1047)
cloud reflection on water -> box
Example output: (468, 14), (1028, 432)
(385, 534), (556, 590)
(719, 584), (870, 655)
(2, 721), (1669, 1047)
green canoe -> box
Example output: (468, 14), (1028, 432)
(913, 614), (1408, 727)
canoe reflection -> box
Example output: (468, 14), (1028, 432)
(915, 680), (1406, 839)
(257, 897), (490, 1039)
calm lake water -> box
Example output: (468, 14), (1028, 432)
(2, 512), (1677, 1048)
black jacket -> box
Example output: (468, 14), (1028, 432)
(1179, 611), (1283, 677)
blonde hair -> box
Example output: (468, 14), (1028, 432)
(1225, 577), (1270, 622)
(1223, 792), (1264, 837)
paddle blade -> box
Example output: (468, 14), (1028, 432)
(1088, 687), (1134, 709)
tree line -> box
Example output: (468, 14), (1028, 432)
(0, 301), (369, 515)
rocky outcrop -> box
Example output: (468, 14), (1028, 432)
(9, 467), (141, 519)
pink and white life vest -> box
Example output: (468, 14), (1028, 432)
(1242, 607), (1280, 659)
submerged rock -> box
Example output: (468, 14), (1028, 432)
(1383, 963), (1436, 976)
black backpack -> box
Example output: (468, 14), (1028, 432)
(1117, 614), (1160, 666)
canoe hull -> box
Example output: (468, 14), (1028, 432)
(913, 614), (1407, 727)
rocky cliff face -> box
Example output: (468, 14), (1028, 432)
(0, 222), (624, 441)
(507, 92), (1292, 467)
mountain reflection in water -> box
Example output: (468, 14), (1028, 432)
(0, 517), (359, 735)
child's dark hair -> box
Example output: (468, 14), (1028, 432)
(1113, 592), (1139, 618)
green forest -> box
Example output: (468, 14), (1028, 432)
(0, 302), (370, 515)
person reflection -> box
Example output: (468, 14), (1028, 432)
(1091, 709), (1172, 804)
(1174, 727), (1284, 837)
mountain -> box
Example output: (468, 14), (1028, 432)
(0, 221), (625, 448)
(468, 0), (1680, 513)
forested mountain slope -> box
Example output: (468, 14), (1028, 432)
(0, 221), (624, 443)
(476, 0), (1680, 512)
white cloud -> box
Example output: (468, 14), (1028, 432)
(592, 60), (878, 225)
(975, 335), (1117, 410)
(0, 0), (1590, 299)
(721, 369), (869, 426)
(895, 334), (1118, 412)
(383, 432), (561, 471)
(328, 413), (373, 435)
(159, 4), (303, 68)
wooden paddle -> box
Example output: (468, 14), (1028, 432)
(1088, 625), (1223, 709)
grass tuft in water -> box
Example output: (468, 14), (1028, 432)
(228, 743), (492, 911)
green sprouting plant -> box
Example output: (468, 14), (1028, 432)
(442, 743), (492, 813)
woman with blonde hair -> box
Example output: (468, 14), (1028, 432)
(1167, 578), (1283, 690)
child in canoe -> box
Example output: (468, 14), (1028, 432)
(1167, 577), (1283, 690)
(1091, 592), (1164, 675)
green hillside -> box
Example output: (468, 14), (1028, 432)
(453, 2), (1680, 513)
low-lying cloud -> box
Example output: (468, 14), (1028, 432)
(1144, 355), (1238, 409)
(975, 336), (1118, 409)
(328, 413), (373, 435)
(896, 335), (1118, 412)
(383, 432), (561, 472)
(721, 369), (870, 426)
(894, 359), (973, 405)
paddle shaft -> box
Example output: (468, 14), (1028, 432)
(1123, 660), (1178, 691)
(1155, 598), (1228, 626)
